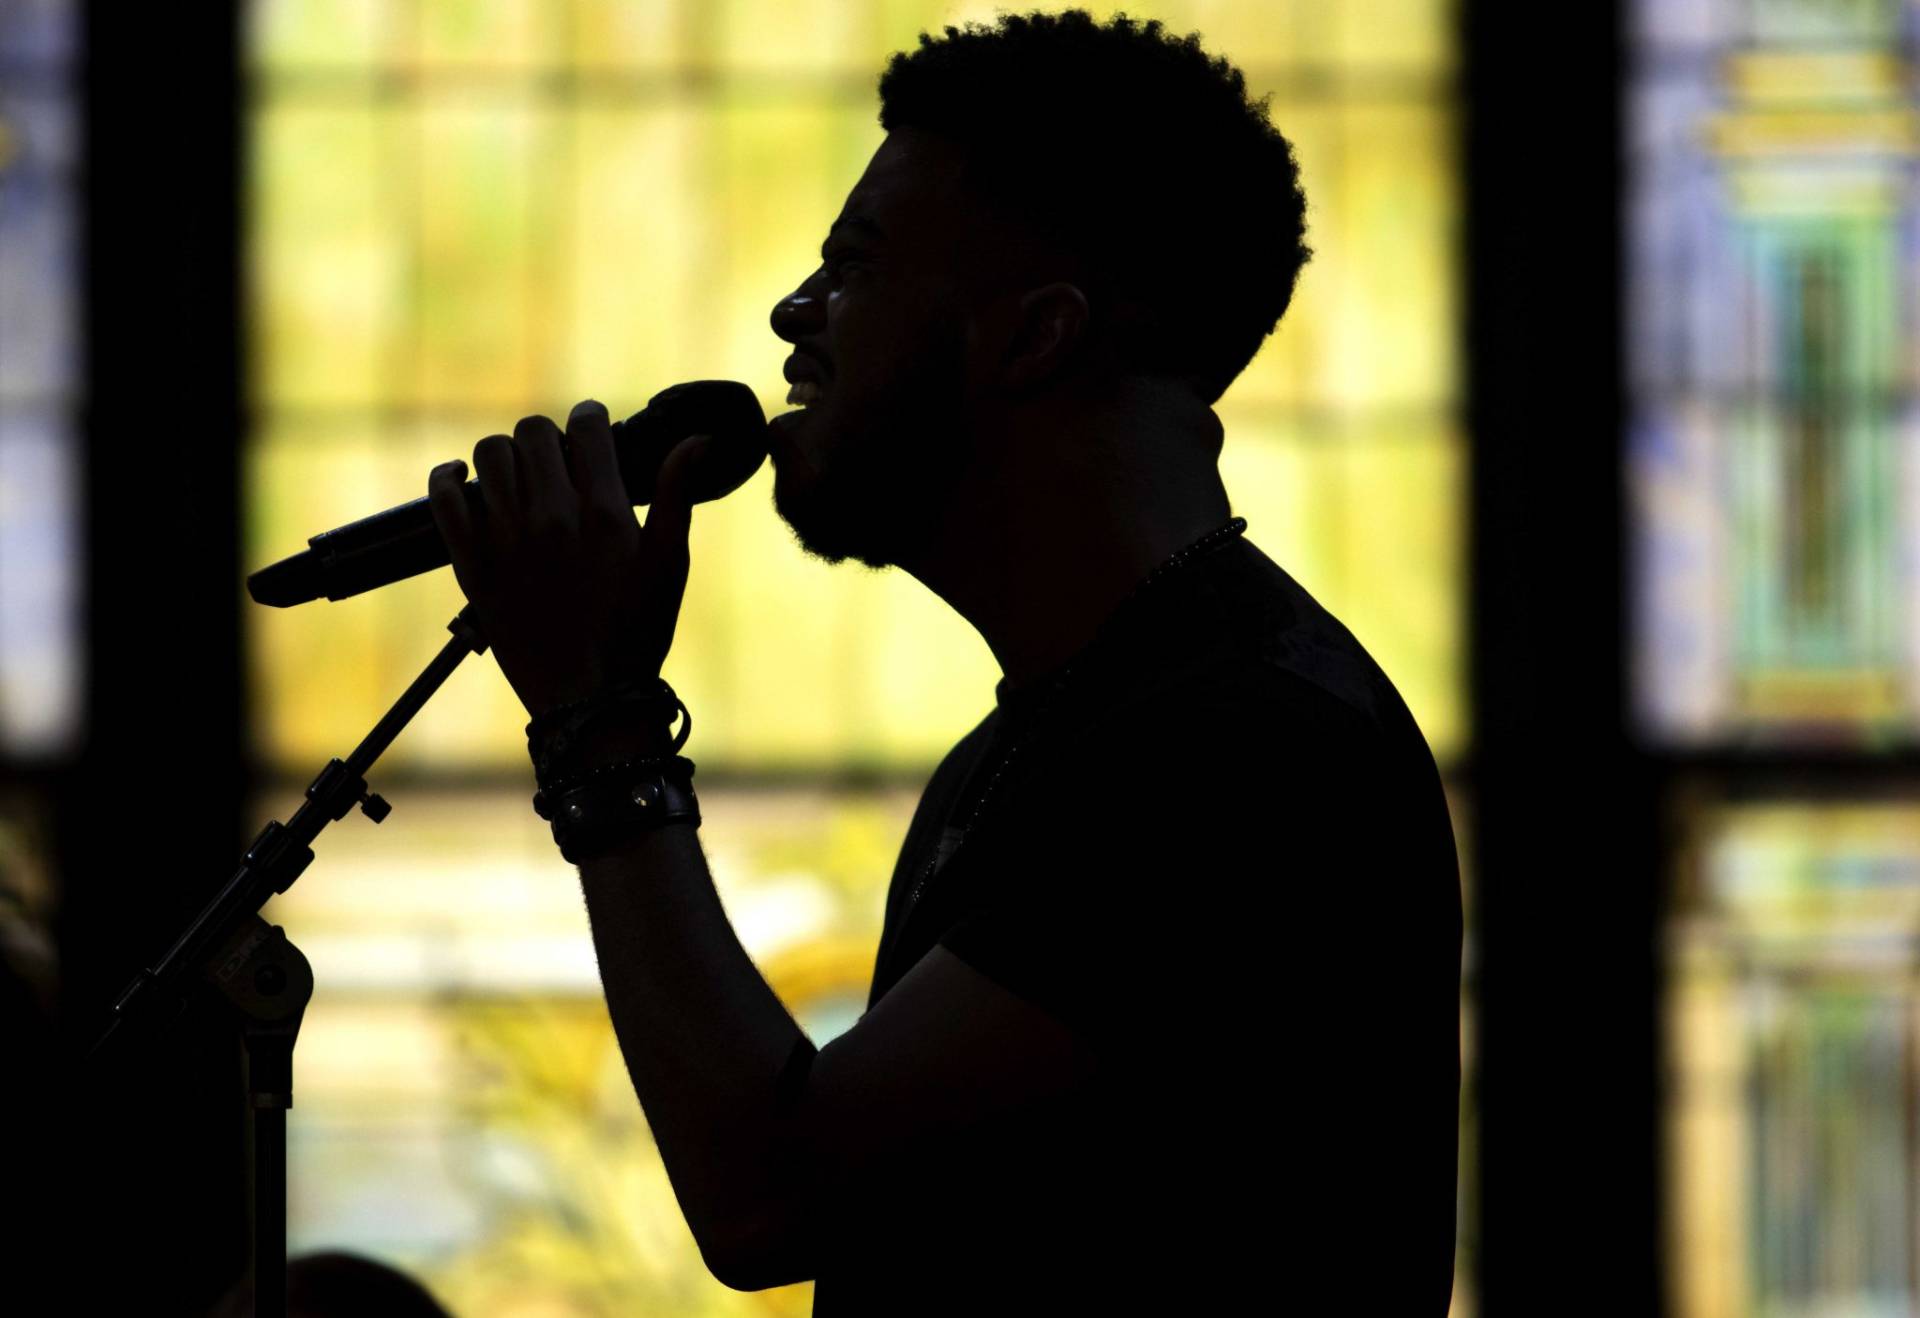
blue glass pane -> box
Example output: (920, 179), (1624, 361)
(0, 0), (78, 758)
(0, 95), (79, 400)
(0, 0), (75, 69)
(0, 411), (80, 751)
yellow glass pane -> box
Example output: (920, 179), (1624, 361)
(265, 781), (918, 1312)
(247, 417), (523, 772)
(246, 0), (387, 75)
(246, 420), (407, 765)
(1217, 412), (1464, 763)
(250, 102), (408, 407)
(1188, 0), (1455, 72)
(560, 103), (708, 405)
(1186, 0), (1319, 69)
(569, 0), (686, 74)
(1331, 0), (1457, 72)
(1329, 419), (1464, 762)
(259, 784), (912, 994)
(710, 98), (880, 385)
(709, 0), (884, 73)
(406, 0), (563, 74)
(870, 0), (1011, 63)
(1230, 91), (1457, 414)
(695, 94), (1001, 770)
(1224, 95), (1337, 409)
(1327, 99), (1459, 411)
(245, 1), (1466, 777)
(246, 6), (1471, 1312)
(410, 98), (558, 409)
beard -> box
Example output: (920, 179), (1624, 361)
(770, 308), (979, 573)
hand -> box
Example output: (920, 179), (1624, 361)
(427, 399), (709, 720)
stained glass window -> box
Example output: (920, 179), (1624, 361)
(1629, 0), (1918, 748)
(0, 0), (81, 755)
(244, 2), (1469, 1312)
(1631, 1), (1920, 1312)
(1667, 797), (1920, 1315)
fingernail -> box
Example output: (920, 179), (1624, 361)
(571, 399), (606, 417)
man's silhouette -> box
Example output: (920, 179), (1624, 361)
(751, 10), (1463, 1312)
(432, 8), (1461, 1313)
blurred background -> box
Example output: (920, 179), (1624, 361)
(3, 0), (1893, 1313)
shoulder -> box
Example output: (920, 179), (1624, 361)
(1062, 649), (1393, 778)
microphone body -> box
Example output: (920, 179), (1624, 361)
(248, 381), (768, 607)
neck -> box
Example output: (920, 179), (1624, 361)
(906, 395), (1234, 695)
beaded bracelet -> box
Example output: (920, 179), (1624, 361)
(526, 676), (690, 791)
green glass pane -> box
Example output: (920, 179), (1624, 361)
(250, 102), (407, 407)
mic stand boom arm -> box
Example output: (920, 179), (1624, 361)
(86, 605), (491, 1318)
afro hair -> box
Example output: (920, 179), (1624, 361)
(876, 7), (1313, 409)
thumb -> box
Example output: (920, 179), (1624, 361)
(644, 432), (708, 548)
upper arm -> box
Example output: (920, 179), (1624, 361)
(719, 942), (1099, 1290)
(720, 680), (1389, 1289)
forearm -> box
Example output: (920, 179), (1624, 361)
(575, 813), (811, 1278)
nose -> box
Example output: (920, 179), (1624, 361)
(771, 279), (826, 344)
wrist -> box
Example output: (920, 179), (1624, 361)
(565, 716), (677, 767)
(536, 756), (701, 863)
(527, 675), (686, 789)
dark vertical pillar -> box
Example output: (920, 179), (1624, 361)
(1463, 3), (1665, 1312)
(63, 3), (249, 1311)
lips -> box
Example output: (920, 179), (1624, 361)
(783, 355), (829, 387)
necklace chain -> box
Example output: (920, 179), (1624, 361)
(896, 516), (1249, 926)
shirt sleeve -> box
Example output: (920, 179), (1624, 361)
(936, 678), (1386, 1058)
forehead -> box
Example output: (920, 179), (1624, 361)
(832, 129), (972, 249)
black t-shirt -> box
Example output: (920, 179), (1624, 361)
(807, 529), (1463, 1314)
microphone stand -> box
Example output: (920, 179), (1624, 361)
(87, 605), (491, 1318)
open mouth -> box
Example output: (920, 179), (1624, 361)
(785, 380), (825, 408)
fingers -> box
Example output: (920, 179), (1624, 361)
(513, 414), (572, 509)
(642, 432), (706, 556)
(471, 431), (520, 517)
(427, 458), (485, 594)
(565, 399), (629, 533)
(448, 410), (617, 587)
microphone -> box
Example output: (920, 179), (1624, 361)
(247, 380), (769, 607)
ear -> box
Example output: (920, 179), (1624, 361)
(1002, 280), (1091, 392)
